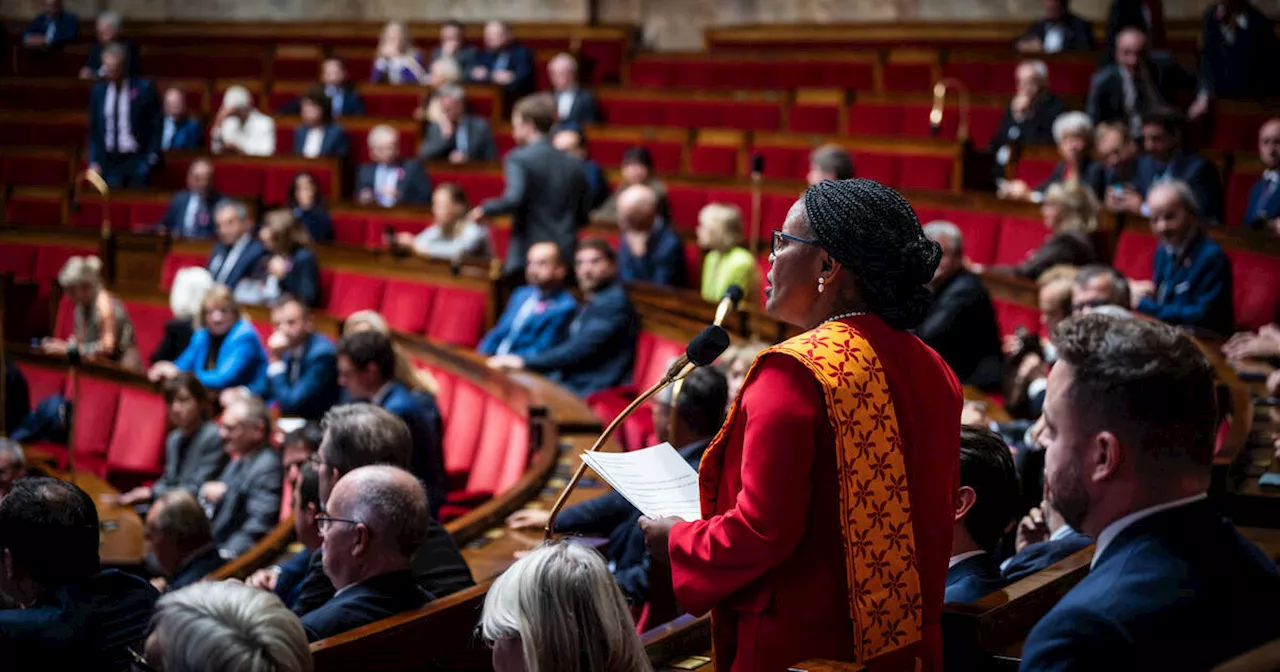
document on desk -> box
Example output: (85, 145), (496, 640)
(580, 442), (702, 520)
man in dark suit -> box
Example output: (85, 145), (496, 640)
(1000, 496), (1093, 582)
(1198, 1), (1278, 103)
(264, 296), (339, 420)
(547, 52), (599, 125)
(291, 404), (473, 617)
(1087, 28), (1198, 139)
(945, 426), (1020, 604)
(279, 58), (365, 118)
(989, 60), (1066, 164)
(918, 222), (1003, 391)
(0, 477), (159, 669)
(1105, 0), (1167, 62)
(301, 465), (432, 641)
(1019, 313), (1280, 671)
(506, 366), (727, 604)
(355, 125), (432, 207)
(207, 199), (268, 289)
(1017, 0), (1095, 54)
(431, 21), (477, 75)
(489, 239), (639, 398)
(201, 396), (283, 560)
(80, 12), (138, 80)
(552, 125), (609, 209)
(617, 183), (687, 287)
(160, 88), (202, 152)
(336, 331), (445, 519)
(479, 242), (578, 359)
(1130, 111), (1222, 222)
(88, 43), (161, 189)
(472, 93), (589, 271)
(1243, 118), (1280, 231)
(145, 490), (225, 592)
(158, 158), (220, 239)
(470, 20), (535, 98)
(1130, 180), (1234, 337)
(21, 0), (78, 50)
(1091, 120), (1142, 204)
(416, 84), (497, 163)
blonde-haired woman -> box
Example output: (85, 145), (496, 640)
(235, 209), (321, 307)
(481, 542), (649, 672)
(372, 21), (428, 85)
(696, 203), (757, 304)
(343, 311), (438, 395)
(994, 181), (1099, 280)
(716, 339), (769, 403)
(148, 285), (267, 393)
(43, 255), (142, 370)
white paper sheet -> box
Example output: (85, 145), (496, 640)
(580, 442), (702, 521)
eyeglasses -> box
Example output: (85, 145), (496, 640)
(315, 515), (362, 533)
(128, 646), (160, 672)
(772, 230), (820, 256)
(305, 452), (325, 468)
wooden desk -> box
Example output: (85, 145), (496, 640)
(27, 451), (145, 566)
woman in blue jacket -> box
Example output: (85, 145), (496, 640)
(148, 285), (267, 395)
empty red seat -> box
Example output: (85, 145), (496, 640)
(212, 161), (266, 199)
(360, 87), (422, 118)
(1, 150), (73, 187)
(1111, 229), (1158, 281)
(124, 301), (175, 363)
(161, 252), (208, 290)
(1013, 156), (1060, 188)
(5, 189), (67, 226)
(0, 243), (39, 279)
(105, 388), (168, 484)
(689, 144), (738, 177)
(881, 62), (936, 93)
(993, 299), (1043, 338)
(456, 402), (528, 503)
(16, 363), (65, 409)
(1225, 168), (1264, 228)
(441, 380), (488, 487)
(379, 279), (438, 335)
(330, 212), (370, 246)
(666, 184), (711, 232)
(61, 376), (123, 474)
(992, 216), (1050, 267)
(1226, 248), (1280, 330)
(425, 287), (486, 347)
(71, 196), (130, 230)
(325, 272), (387, 319)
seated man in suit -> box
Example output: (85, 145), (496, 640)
(1243, 117), (1280, 232)
(259, 296), (340, 420)
(989, 60), (1066, 166)
(246, 463), (323, 607)
(0, 478), (159, 669)
(201, 396), (283, 560)
(88, 43), (161, 188)
(80, 11), (138, 80)
(617, 184), (687, 287)
(160, 88), (202, 151)
(506, 366), (728, 604)
(0, 439), (28, 503)
(207, 199), (269, 288)
(279, 57), (365, 119)
(479, 242), (577, 359)
(552, 125), (608, 209)
(1129, 181), (1234, 337)
(291, 404), (473, 617)
(301, 464), (432, 641)
(918, 222), (1003, 391)
(416, 83), (497, 163)
(21, 0), (78, 50)
(1001, 491), (1093, 582)
(1087, 28), (1200, 138)
(547, 52), (598, 125)
(430, 20), (477, 75)
(806, 144), (855, 185)
(470, 20), (534, 98)
(489, 239), (639, 398)
(356, 124), (432, 207)
(145, 490), (225, 592)
(1017, 0), (1095, 53)
(337, 331), (445, 519)
(1020, 313), (1280, 671)
(946, 426), (1020, 604)
(1092, 121), (1142, 206)
(1197, 1), (1278, 106)
(158, 159), (221, 239)
(1128, 111), (1222, 222)
(292, 87), (348, 159)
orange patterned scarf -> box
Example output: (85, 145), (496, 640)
(699, 320), (923, 663)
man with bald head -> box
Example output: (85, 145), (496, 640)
(300, 465), (431, 642)
(617, 183), (687, 287)
(1243, 118), (1280, 232)
(1087, 27), (1199, 137)
(479, 242), (577, 359)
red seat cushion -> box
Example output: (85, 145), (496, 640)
(993, 216), (1050, 267)
(442, 380), (487, 485)
(379, 280), (438, 335)
(1112, 229), (1158, 281)
(325, 272), (387, 319)
(105, 388), (168, 480)
(68, 377), (123, 467)
(1226, 248), (1280, 330)
(425, 287), (486, 347)
(161, 252), (208, 291)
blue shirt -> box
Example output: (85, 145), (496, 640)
(478, 285), (577, 358)
(617, 220), (688, 287)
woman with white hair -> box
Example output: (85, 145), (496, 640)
(42, 255), (141, 370)
(696, 203), (757, 303)
(211, 85), (276, 156)
(371, 21), (428, 85)
(998, 110), (1095, 203)
(480, 542), (649, 672)
(150, 267), (216, 365)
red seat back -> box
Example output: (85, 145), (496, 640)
(16, 363), (66, 409)
(325, 272), (387, 319)
(161, 252), (209, 290)
(425, 287), (486, 347)
(1226, 248), (1280, 330)
(442, 380), (487, 481)
(379, 280), (438, 335)
(993, 216), (1050, 267)
(1111, 229), (1157, 281)
(464, 400), (522, 497)
(0, 244), (40, 279)
(124, 301), (174, 363)
(69, 377), (123, 463)
(105, 389), (168, 478)
(993, 299), (1043, 338)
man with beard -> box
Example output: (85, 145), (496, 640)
(1020, 313), (1280, 671)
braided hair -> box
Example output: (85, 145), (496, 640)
(802, 179), (941, 329)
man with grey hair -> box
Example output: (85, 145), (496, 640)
(547, 52), (599, 124)
(416, 84), (497, 163)
(81, 11), (138, 80)
(300, 465), (432, 641)
(0, 439), (27, 502)
(917, 221), (1003, 390)
(144, 580), (312, 672)
(88, 41), (161, 188)
(1129, 180), (1234, 336)
(806, 144), (855, 185)
(989, 59), (1065, 158)
(159, 158), (221, 239)
(145, 490), (223, 592)
(206, 198), (267, 288)
(617, 183), (686, 287)
(356, 124), (432, 207)
(1071, 264), (1131, 314)
(201, 396), (282, 559)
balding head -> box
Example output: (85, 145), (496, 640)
(617, 184), (659, 233)
(548, 52), (579, 91)
(1259, 118), (1280, 169)
(146, 490), (213, 579)
(320, 465), (428, 589)
(1147, 180), (1200, 248)
(525, 241), (567, 290)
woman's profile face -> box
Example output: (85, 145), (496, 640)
(765, 201), (823, 326)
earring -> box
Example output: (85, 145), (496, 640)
(817, 276), (826, 293)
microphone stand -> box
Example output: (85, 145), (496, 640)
(929, 78), (971, 144)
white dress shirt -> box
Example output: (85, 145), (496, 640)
(1091, 492), (1209, 568)
(1043, 25), (1064, 53)
(556, 88), (577, 119)
(162, 116), (176, 150)
(374, 164), (400, 207)
(949, 549), (987, 569)
(213, 110), (276, 157)
(302, 127), (325, 158)
(104, 80), (139, 154)
(211, 234), (252, 284)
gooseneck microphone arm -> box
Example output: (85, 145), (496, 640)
(544, 325), (731, 540)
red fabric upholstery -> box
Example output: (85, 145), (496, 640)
(2, 153), (72, 187)
(1111, 229), (1158, 281)
(788, 105), (840, 134)
(429, 170), (505, 202)
(684, 242), (705, 288)
(53, 296), (75, 340)
(425, 287), (486, 347)
(848, 104), (904, 137)
(362, 212), (424, 246)
(105, 388), (168, 480)
(1225, 248), (1280, 330)
(1209, 111), (1270, 151)
(379, 280), (437, 335)
(325, 272), (387, 319)
(0, 119), (85, 149)
(689, 145), (738, 177)
(213, 162), (266, 198)
(910, 207), (1001, 265)
(591, 138), (684, 172)
(666, 184), (711, 232)
(461, 401), (523, 499)
(993, 299), (1043, 338)
(5, 192), (65, 226)
(71, 197), (129, 230)
(881, 63), (935, 93)
(361, 89), (421, 118)
(35, 244), (96, 282)
(1013, 157), (1059, 187)
(891, 154), (954, 191)
(124, 301), (174, 363)
(992, 216), (1050, 267)
(1225, 169), (1263, 228)
(262, 161), (337, 206)
(68, 376), (123, 471)
(442, 380), (487, 486)
(330, 212), (370, 246)
(16, 363), (65, 409)
(489, 226), (512, 261)
(0, 243), (39, 278)
(161, 252), (208, 291)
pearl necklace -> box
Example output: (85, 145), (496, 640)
(824, 311), (868, 324)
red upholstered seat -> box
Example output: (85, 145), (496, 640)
(1111, 229), (1158, 281)
(1225, 248), (1280, 330)
(788, 105), (840, 134)
(124, 301), (174, 363)
(993, 216), (1050, 267)
(362, 212), (425, 247)
(666, 185), (711, 232)
(1013, 157), (1059, 187)
(325, 272), (387, 319)
(449, 401), (528, 513)
(330, 212), (370, 246)
(34, 244), (94, 282)
(160, 252), (208, 290)
(1225, 169), (1263, 228)
(1209, 110), (1270, 151)
(993, 299), (1043, 338)
(124, 197), (172, 231)
(212, 162), (266, 199)
(5, 190), (66, 226)
(881, 62), (935, 93)
(0, 117), (86, 149)
(360, 88), (422, 118)
(16, 363), (66, 409)
(684, 242), (704, 288)
(442, 380), (487, 487)
(1, 152), (73, 187)
(424, 367), (455, 422)
(489, 226), (512, 261)
(379, 280), (437, 335)
(425, 287), (486, 347)
(968, 105), (1006, 150)
(71, 196), (129, 230)
(689, 145), (739, 177)
(0, 243), (39, 279)
(105, 388), (168, 484)
(66, 376), (123, 474)
(851, 152), (898, 186)
(753, 145), (808, 181)
(587, 331), (685, 451)
(53, 296), (75, 340)
(891, 154), (954, 191)
(912, 208), (1002, 265)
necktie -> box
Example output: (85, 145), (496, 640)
(1258, 171), (1280, 216)
(163, 117), (175, 150)
(287, 352), (301, 384)
(495, 294), (541, 356)
(456, 122), (469, 155)
(494, 52), (510, 72)
(45, 19), (55, 42)
(183, 196), (200, 237)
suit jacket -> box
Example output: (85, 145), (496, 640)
(478, 285), (577, 358)
(22, 11), (79, 48)
(168, 545), (225, 591)
(988, 92), (1065, 152)
(162, 116), (202, 151)
(296, 206), (334, 243)
(1022, 14), (1096, 52)
(378, 381), (446, 519)
(267, 332), (339, 420)
(556, 439), (710, 604)
(209, 444), (283, 558)
(1133, 151), (1223, 222)
(151, 421), (227, 499)
(552, 87), (600, 125)
(1200, 4), (1279, 98)
(1106, 0), (1167, 59)
(292, 123), (349, 158)
(290, 517), (474, 616)
(480, 138), (590, 270)
(618, 220), (689, 287)
(241, 246), (321, 307)
(274, 547), (314, 606)
(0, 569), (158, 671)
(1136, 231), (1235, 337)
(945, 553), (1008, 603)
(149, 318), (194, 365)
(208, 235), (269, 289)
(173, 318), (269, 394)
(278, 84), (365, 118)
(917, 270), (1003, 391)
(88, 77), (162, 165)
(355, 160), (433, 206)
(158, 189), (222, 239)
(85, 40), (140, 78)
(583, 159), (609, 209)
(1034, 159), (1096, 195)
(1086, 61), (1196, 130)
(301, 570), (431, 642)
(523, 280), (638, 398)
(999, 230), (1098, 280)
(1243, 172), (1280, 229)
(5, 362), (30, 432)
(1002, 531), (1093, 582)
(1019, 499), (1280, 671)
(431, 46), (477, 73)
(417, 115), (498, 162)
(473, 43), (535, 96)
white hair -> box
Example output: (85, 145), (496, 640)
(923, 220), (964, 256)
(220, 85), (252, 112)
(149, 581), (313, 672)
(170, 267), (215, 321)
(367, 124), (399, 149)
(57, 255), (104, 290)
(0, 439), (25, 468)
(549, 52), (578, 72)
(97, 11), (122, 29)
(214, 198), (248, 222)
(1052, 111), (1094, 144)
(1148, 179), (1202, 218)
(1019, 59), (1049, 84)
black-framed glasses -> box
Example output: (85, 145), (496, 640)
(128, 645), (160, 672)
(772, 230), (820, 256)
(315, 515), (362, 533)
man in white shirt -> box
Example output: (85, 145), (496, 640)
(87, 43), (161, 188)
(355, 125), (432, 207)
(206, 200), (267, 289)
(211, 85), (276, 157)
(546, 52), (598, 125)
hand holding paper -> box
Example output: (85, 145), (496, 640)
(580, 442), (701, 521)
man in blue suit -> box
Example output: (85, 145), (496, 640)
(553, 125), (610, 209)
(0, 478), (159, 669)
(1243, 118), (1280, 231)
(1020, 313), (1280, 672)
(278, 58), (365, 119)
(207, 199), (268, 290)
(945, 426), (1021, 604)
(1130, 111), (1222, 222)
(489, 239), (639, 398)
(617, 184), (688, 288)
(1130, 180), (1235, 337)
(479, 242), (577, 359)
(337, 331), (446, 520)
(264, 296), (339, 420)
(1000, 495), (1093, 582)
(88, 43), (161, 188)
(160, 88), (202, 151)
(355, 125), (432, 207)
(470, 20), (535, 98)
(21, 0), (78, 50)
(144, 491), (225, 592)
(158, 158), (221, 239)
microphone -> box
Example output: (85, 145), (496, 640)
(713, 285), (745, 327)
(929, 78), (971, 143)
(544, 325), (730, 539)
